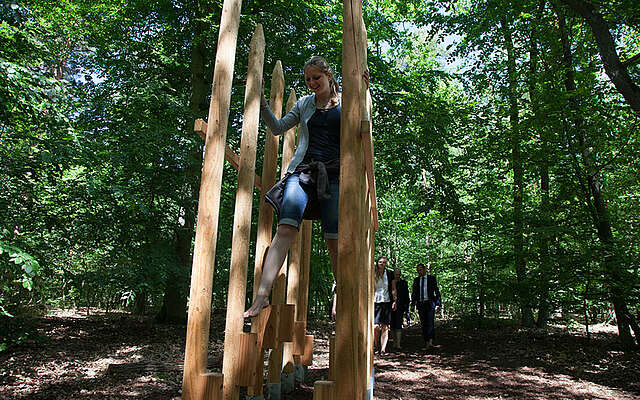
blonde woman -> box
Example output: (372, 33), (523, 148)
(245, 57), (368, 318)
(373, 256), (397, 354)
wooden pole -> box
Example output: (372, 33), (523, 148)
(337, 0), (368, 398)
(293, 220), (313, 364)
(181, 0), (243, 398)
(267, 89), (298, 386)
(248, 61), (285, 398)
(364, 90), (376, 397)
(297, 221), (313, 324)
(221, 24), (265, 400)
(357, 18), (375, 398)
(283, 222), (303, 373)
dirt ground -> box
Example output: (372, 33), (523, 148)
(1, 309), (638, 399)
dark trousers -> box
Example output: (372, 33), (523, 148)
(416, 301), (435, 343)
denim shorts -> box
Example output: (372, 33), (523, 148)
(279, 173), (339, 239)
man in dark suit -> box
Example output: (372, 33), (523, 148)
(390, 268), (410, 350)
(411, 263), (441, 348)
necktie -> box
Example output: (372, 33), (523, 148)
(425, 276), (428, 301)
(420, 277), (424, 301)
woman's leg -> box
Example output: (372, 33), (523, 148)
(244, 224), (298, 317)
(321, 180), (339, 279)
(380, 324), (389, 353)
(245, 175), (306, 318)
(373, 324), (381, 351)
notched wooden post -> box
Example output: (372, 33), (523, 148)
(221, 23), (265, 400)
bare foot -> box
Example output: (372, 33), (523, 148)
(244, 295), (269, 318)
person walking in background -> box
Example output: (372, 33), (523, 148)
(411, 263), (441, 348)
(390, 267), (410, 350)
(373, 256), (396, 355)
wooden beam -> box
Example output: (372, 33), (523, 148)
(267, 89), (298, 385)
(313, 381), (335, 400)
(181, 0), (243, 397)
(283, 210), (303, 372)
(221, 24), (265, 400)
(337, 0), (368, 399)
(247, 60), (284, 398)
(194, 119), (263, 192)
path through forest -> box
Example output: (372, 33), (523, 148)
(1, 309), (638, 399)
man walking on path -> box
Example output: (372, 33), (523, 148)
(411, 263), (441, 348)
(390, 268), (410, 350)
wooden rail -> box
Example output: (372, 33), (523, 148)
(193, 119), (263, 192)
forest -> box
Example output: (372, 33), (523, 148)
(1, 0), (639, 394)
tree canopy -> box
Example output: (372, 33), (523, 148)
(1, 0), (638, 349)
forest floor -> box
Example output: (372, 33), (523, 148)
(1, 308), (639, 399)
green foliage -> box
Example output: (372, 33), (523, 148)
(1, 0), (638, 346)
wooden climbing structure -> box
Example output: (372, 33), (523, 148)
(181, 0), (377, 399)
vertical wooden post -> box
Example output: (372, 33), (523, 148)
(337, 0), (368, 399)
(181, 0), (243, 398)
(248, 61), (285, 398)
(251, 61), (285, 298)
(267, 90), (298, 386)
(358, 19), (374, 398)
(221, 24), (265, 400)
(297, 221), (313, 324)
(283, 226), (302, 373)
(313, 381), (336, 400)
(293, 220), (313, 365)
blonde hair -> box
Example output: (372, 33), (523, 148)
(375, 256), (388, 280)
(304, 56), (340, 100)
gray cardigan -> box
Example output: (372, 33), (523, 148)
(261, 93), (332, 174)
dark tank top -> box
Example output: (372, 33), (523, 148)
(305, 104), (341, 163)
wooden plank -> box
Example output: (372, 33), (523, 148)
(247, 60), (284, 398)
(235, 333), (258, 387)
(194, 119), (262, 192)
(300, 335), (314, 366)
(202, 373), (224, 400)
(292, 321), (306, 355)
(262, 305), (278, 349)
(181, 0), (243, 398)
(313, 381), (335, 400)
(278, 303), (295, 342)
(221, 24), (265, 400)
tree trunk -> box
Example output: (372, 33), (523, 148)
(476, 223), (486, 324)
(156, 1), (211, 324)
(560, 0), (640, 115)
(529, 0), (552, 329)
(501, 14), (534, 328)
(555, 6), (637, 348)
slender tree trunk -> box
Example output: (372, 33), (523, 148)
(476, 222), (486, 323)
(529, 0), (552, 328)
(555, 6), (637, 348)
(156, 1), (211, 324)
(560, 0), (640, 115)
(501, 14), (534, 328)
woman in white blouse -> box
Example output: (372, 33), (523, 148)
(373, 256), (397, 354)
